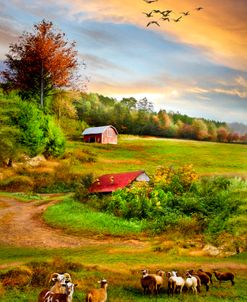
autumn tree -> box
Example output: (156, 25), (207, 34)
(1, 20), (78, 107)
(192, 119), (208, 140)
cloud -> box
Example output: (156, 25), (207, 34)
(53, 0), (247, 71)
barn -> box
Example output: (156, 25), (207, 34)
(82, 125), (118, 144)
(89, 170), (150, 193)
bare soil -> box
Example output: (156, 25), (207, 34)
(0, 195), (146, 249)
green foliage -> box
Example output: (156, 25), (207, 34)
(13, 101), (47, 156)
(43, 116), (66, 157)
(105, 167), (247, 246)
(0, 91), (22, 165)
(0, 90), (66, 160)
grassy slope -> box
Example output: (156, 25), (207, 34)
(68, 135), (247, 177)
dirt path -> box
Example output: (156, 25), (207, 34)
(0, 195), (146, 249)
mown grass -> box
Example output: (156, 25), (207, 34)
(43, 197), (146, 236)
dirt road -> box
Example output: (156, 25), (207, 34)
(0, 195), (145, 249)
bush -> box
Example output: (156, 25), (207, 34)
(104, 167), (247, 246)
(13, 101), (47, 157)
(43, 116), (66, 158)
(0, 175), (34, 192)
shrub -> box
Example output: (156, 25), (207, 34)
(43, 116), (66, 158)
(0, 268), (32, 289)
(13, 101), (47, 157)
(0, 175), (34, 192)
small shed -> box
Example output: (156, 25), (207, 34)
(89, 170), (150, 193)
(82, 125), (118, 144)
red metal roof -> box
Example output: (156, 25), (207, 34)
(89, 171), (146, 193)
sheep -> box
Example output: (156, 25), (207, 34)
(49, 273), (72, 294)
(214, 271), (235, 286)
(188, 269), (210, 291)
(185, 272), (198, 294)
(154, 269), (165, 293)
(166, 271), (185, 296)
(198, 269), (213, 284)
(38, 281), (77, 302)
(85, 279), (108, 302)
(140, 269), (157, 295)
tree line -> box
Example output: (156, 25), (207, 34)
(74, 93), (247, 143)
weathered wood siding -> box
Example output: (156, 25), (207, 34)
(102, 128), (118, 144)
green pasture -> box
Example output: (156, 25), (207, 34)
(0, 244), (246, 302)
(68, 135), (247, 177)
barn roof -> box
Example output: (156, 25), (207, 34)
(82, 125), (118, 135)
(89, 171), (149, 193)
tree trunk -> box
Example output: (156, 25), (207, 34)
(40, 61), (44, 107)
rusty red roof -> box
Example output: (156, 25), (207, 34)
(89, 171), (148, 193)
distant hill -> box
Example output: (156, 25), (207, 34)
(228, 122), (247, 135)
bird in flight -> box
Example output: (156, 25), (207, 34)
(196, 7), (203, 10)
(173, 16), (182, 22)
(160, 17), (170, 22)
(146, 20), (160, 27)
(143, 11), (153, 17)
(181, 11), (190, 16)
(143, 0), (158, 3)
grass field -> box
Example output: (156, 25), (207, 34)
(67, 135), (247, 177)
(0, 243), (246, 301)
(0, 136), (246, 301)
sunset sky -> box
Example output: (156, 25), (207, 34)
(0, 0), (247, 123)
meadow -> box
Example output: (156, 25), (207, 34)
(67, 135), (247, 176)
(0, 135), (246, 301)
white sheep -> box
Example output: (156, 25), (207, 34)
(185, 273), (198, 294)
(38, 281), (77, 302)
(167, 271), (185, 296)
(85, 279), (108, 302)
(49, 272), (72, 294)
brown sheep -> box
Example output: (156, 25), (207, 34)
(198, 269), (213, 284)
(85, 279), (108, 302)
(214, 271), (235, 286)
(140, 270), (157, 295)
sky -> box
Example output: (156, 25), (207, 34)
(0, 0), (247, 124)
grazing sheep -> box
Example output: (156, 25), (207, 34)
(185, 273), (198, 294)
(154, 270), (165, 293)
(38, 282), (77, 302)
(214, 271), (235, 286)
(166, 271), (185, 296)
(140, 270), (157, 295)
(189, 269), (210, 291)
(85, 279), (108, 302)
(49, 273), (72, 294)
(198, 269), (213, 284)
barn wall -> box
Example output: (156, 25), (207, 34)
(102, 128), (118, 144)
(84, 134), (102, 143)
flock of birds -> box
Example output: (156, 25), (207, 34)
(143, 0), (204, 27)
